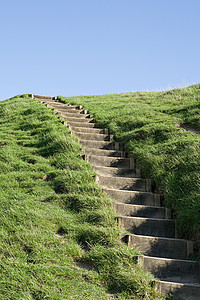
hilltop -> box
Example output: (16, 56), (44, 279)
(0, 84), (199, 299)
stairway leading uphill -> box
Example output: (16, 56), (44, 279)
(32, 95), (200, 300)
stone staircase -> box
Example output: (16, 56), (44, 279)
(32, 95), (200, 300)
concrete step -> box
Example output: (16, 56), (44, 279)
(84, 147), (123, 157)
(71, 126), (105, 134)
(76, 132), (111, 141)
(118, 216), (176, 238)
(60, 115), (94, 123)
(48, 103), (78, 110)
(104, 188), (161, 206)
(52, 104), (81, 109)
(66, 121), (99, 128)
(155, 280), (200, 300)
(42, 99), (54, 102)
(80, 140), (116, 150)
(93, 166), (138, 177)
(137, 255), (200, 284)
(97, 175), (152, 192)
(58, 111), (91, 119)
(33, 95), (54, 101)
(55, 110), (84, 117)
(88, 155), (130, 168)
(123, 234), (193, 260)
(115, 203), (171, 219)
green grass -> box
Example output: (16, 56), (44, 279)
(0, 96), (164, 299)
(58, 84), (200, 258)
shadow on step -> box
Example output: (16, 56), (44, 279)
(155, 280), (200, 300)
(116, 204), (167, 219)
(122, 234), (193, 260)
(135, 255), (199, 284)
(118, 216), (176, 238)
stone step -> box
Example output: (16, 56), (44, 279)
(60, 115), (95, 123)
(42, 100), (56, 104)
(137, 255), (200, 284)
(104, 188), (161, 206)
(76, 132), (111, 141)
(118, 216), (176, 238)
(71, 126), (106, 134)
(39, 99), (55, 103)
(33, 95), (54, 101)
(58, 111), (91, 119)
(88, 155), (130, 168)
(93, 166), (138, 177)
(55, 109), (84, 116)
(48, 104), (78, 110)
(155, 280), (200, 300)
(115, 203), (171, 219)
(84, 147), (123, 157)
(66, 121), (99, 128)
(80, 140), (116, 150)
(123, 234), (193, 260)
(97, 175), (152, 192)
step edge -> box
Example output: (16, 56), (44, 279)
(115, 203), (167, 210)
(117, 216), (175, 222)
(156, 279), (200, 287)
(139, 255), (199, 264)
(104, 187), (155, 195)
(124, 233), (193, 243)
(79, 139), (114, 144)
(97, 175), (144, 180)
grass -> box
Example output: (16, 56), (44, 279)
(0, 96), (164, 299)
(58, 84), (200, 258)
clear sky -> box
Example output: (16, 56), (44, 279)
(0, 0), (199, 100)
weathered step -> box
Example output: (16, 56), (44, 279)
(104, 188), (161, 206)
(84, 147), (123, 157)
(118, 216), (176, 238)
(41, 100), (55, 103)
(52, 104), (80, 109)
(80, 140), (115, 150)
(65, 121), (99, 128)
(93, 166), (138, 177)
(71, 126), (105, 134)
(76, 132), (111, 141)
(60, 115), (94, 123)
(155, 280), (200, 300)
(115, 203), (171, 219)
(40, 100), (56, 103)
(57, 111), (91, 119)
(97, 175), (152, 192)
(55, 110), (84, 117)
(123, 234), (193, 260)
(137, 255), (200, 284)
(88, 155), (130, 168)
(47, 103), (68, 107)
(33, 95), (54, 101)
(48, 104), (78, 110)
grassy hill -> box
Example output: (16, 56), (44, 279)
(59, 84), (200, 258)
(0, 96), (164, 299)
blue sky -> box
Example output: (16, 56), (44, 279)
(0, 0), (199, 100)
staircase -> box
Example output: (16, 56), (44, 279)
(32, 95), (200, 300)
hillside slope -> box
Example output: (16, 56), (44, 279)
(59, 84), (200, 257)
(0, 96), (164, 299)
